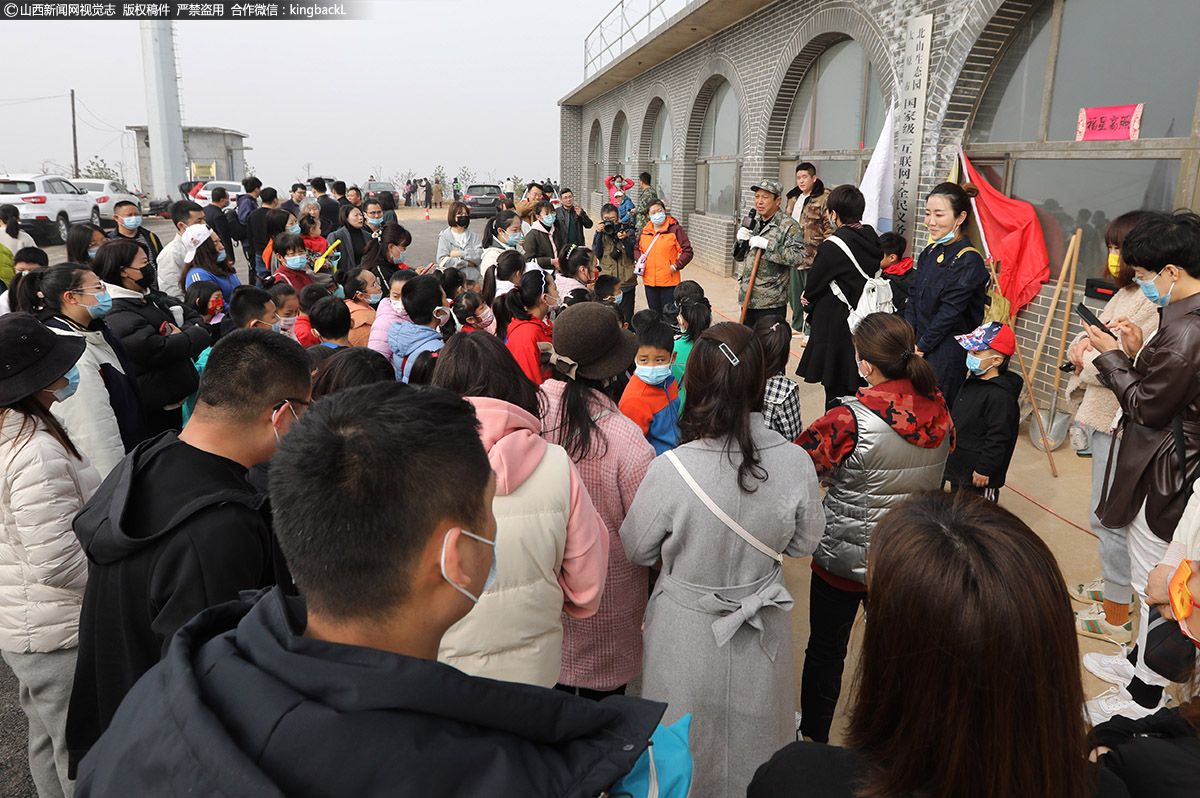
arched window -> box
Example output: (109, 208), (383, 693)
(966, 0), (1200, 288)
(613, 114), (631, 172)
(649, 106), (673, 198)
(782, 38), (887, 188)
(588, 121), (604, 195)
(697, 80), (741, 216)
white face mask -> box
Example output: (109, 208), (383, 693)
(857, 356), (872, 381)
(439, 529), (497, 603)
(389, 297), (406, 315)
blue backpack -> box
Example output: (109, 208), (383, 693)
(607, 715), (693, 798)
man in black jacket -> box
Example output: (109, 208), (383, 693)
(311, 177), (339, 237)
(246, 187), (279, 284)
(76, 384), (664, 797)
(202, 186), (236, 268)
(66, 329), (311, 776)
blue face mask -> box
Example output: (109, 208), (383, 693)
(288, 224), (301, 235)
(635, 363), (672, 386)
(333, 285), (345, 299)
(507, 232), (525, 248)
(87, 246), (99, 260)
(440, 528), (497, 603)
(965, 353), (995, 376)
(390, 249), (407, 265)
(216, 250), (227, 263)
(1136, 270), (1174, 307)
(366, 217), (383, 227)
(541, 214), (556, 227)
(285, 255), (307, 271)
(611, 291), (624, 305)
(650, 212), (667, 226)
(85, 290), (112, 319)
(121, 215), (143, 230)
(49, 365), (80, 403)
(933, 225), (958, 245)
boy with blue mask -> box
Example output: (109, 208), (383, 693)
(943, 321), (1022, 502)
(619, 320), (682, 454)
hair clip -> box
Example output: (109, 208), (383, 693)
(719, 342), (740, 366)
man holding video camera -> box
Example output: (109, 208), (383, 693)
(593, 202), (637, 323)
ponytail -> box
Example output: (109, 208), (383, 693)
(852, 312), (939, 399)
(482, 209), (518, 249)
(0, 205), (20, 239)
(481, 265), (497, 306)
(11, 265), (89, 315)
(679, 294), (712, 343)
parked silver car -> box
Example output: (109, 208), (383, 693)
(74, 179), (145, 226)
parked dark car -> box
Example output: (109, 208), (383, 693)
(364, 181), (398, 201)
(463, 184), (505, 218)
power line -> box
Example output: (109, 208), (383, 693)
(0, 94), (67, 107)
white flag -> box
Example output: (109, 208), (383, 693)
(861, 105), (895, 232)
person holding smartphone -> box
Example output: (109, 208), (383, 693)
(1083, 210), (1200, 725)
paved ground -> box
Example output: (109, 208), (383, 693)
(0, 212), (1118, 790)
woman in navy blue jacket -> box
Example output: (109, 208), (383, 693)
(905, 182), (990, 409)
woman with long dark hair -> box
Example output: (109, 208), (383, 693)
(359, 221), (413, 287)
(93, 238), (211, 434)
(181, 225), (241, 301)
(751, 492), (1127, 798)
(480, 209), (524, 277)
(436, 201), (484, 285)
(432, 331), (607, 687)
(794, 312), (952, 743)
(905, 181), (989, 408)
(0, 204), (34, 281)
(0, 313), (100, 798)
(66, 222), (106, 268)
(540, 303), (652, 700)
(621, 321), (825, 798)
(12, 264), (147, 476)
(327, 205), (369, 271)
(336, 267), (381, 348)
(504, 269), (558, 384)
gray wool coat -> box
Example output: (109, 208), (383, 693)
(620, 418), (825, 798)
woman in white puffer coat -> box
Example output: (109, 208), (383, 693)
(0, 313), (100, 798)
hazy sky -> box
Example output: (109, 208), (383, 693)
(0, 0), (603, 191)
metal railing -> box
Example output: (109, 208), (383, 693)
(584, 0), (689, 78)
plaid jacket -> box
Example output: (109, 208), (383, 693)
(763, 375), (803, 441)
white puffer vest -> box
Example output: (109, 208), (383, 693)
(439, 444), (571, 687)
(814, 398), (950, 584)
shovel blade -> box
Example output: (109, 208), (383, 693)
(1030, 410), (1071, 451)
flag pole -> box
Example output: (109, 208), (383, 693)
(958, 147), (991, 260)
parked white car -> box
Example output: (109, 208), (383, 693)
(0, 174), (101, 244)
(190, 181), (243, 207)
(74, 179), (144, 226)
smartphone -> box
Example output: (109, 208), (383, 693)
(1077, 302), (1115, 338)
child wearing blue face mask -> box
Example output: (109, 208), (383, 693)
(619, 320), (681, 454)
(943, 321), (1022, 501)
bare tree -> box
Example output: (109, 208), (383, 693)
(82, 157), (120, 180)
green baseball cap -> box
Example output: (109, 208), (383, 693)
(750, 179), (783, 198)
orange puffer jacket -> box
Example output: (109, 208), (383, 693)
(636, 215), (693, 288)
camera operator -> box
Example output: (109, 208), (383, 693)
(593, 203), (637, 323)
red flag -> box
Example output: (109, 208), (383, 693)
(188, 182), (204, 199)
(959, 151), (1049, 315)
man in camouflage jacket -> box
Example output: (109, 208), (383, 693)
(633, 171), (659, 235)
(734, 179), (806, 325)
(785, 165), (835, 333)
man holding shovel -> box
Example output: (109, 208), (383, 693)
(735, 180), (806, 326)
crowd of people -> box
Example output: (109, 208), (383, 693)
(0, 156), (1198, 798)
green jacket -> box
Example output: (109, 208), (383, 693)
(734, 211), (806, 310)
(633, 185), (659, 235)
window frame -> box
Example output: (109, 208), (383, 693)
(780, 37), (886, 186)
(696, 81), (743, 216)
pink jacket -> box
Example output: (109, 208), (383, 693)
(541, 379), (654, 690)
(605, 175), (634, 205)
(367, 299), (406, 365)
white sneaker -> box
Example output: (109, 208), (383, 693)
(1083, 647), (1135, 686)
(1075, 603), (1133, 644)
(1085, 686), (1167, 726)
(1070, 577), (1105, 604)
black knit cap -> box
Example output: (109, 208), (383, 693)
(0, 313), (86, 405)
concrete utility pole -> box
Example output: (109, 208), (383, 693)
(139, 20), (187, 198)
(70, 89), (79, 178)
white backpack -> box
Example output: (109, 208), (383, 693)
(826, 235), (894, 332)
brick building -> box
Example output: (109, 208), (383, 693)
(560, 0), (1200, 407)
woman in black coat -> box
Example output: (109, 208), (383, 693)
(905, 182), (990, 409)
(94, 238), (211, 435)
(796, 184), (882, 409)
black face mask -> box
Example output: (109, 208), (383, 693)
(455, 215), (469, 228)
(134, 263), (156, 290)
